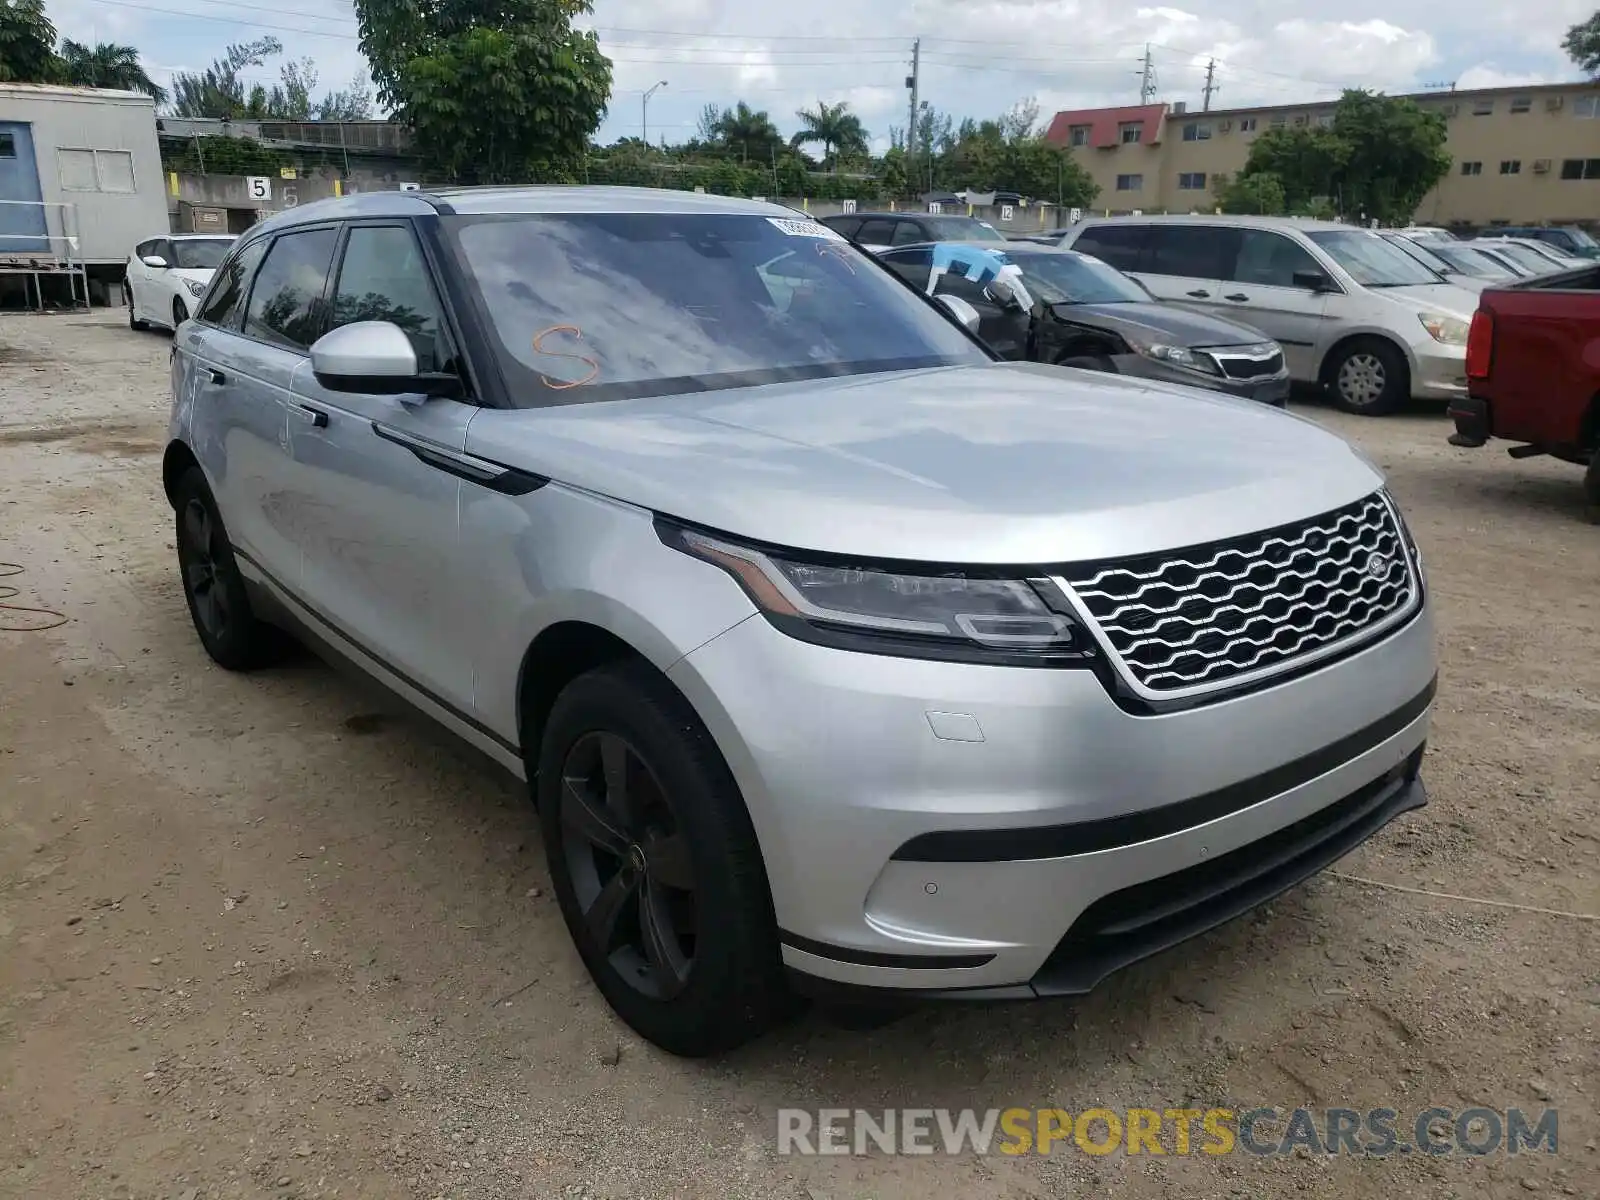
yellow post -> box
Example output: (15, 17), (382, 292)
(802, 197), (809, 212)
(167, 171), (178, 196)
(333, 179), (343, 198)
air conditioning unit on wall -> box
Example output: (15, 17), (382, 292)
(1545, 96), (1564, 111)
(1532, 159), (1552, 173)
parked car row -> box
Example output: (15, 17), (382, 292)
(163, 188), (1437, 1056)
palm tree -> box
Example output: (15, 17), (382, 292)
(59, 40), (166, 103)
(791, 100), (869, 169)
(712, 102), (784, 163)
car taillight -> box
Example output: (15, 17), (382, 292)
(1465, 308), (1493, 380)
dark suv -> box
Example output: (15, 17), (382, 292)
(820, 211), (1009, 250)
(1493, 226), (1599, 260)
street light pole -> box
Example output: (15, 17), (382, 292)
(642, 80), (668, 146)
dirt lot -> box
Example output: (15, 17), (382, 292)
(0, 308), (1595, 1200)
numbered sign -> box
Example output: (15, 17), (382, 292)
(840, 198), (857, 215)
(1068, 207), (1083, 223)
(928, 201), (943, 214)
(1000, 204), (1015, 222)
(245, 176), (271, 201)
(282, 187), (298, 209)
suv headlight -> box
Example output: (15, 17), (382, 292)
(1417, 311), (1469, 345)
(182, 278), (208, 298)
(663, 524), (1096, 666)
(1128, 340), (1220, 374)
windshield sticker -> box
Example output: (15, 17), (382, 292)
(767, 217), (846, 240)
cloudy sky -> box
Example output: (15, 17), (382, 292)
(46, 0), (1595, 149)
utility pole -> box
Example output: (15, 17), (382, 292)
(905, 38), (920, 159)
(1136, 44), (1157, 104)
(1202, 59), (1219, 111)
(642, 80), (667, 146)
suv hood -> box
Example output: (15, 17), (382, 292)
(1059, 300), (1276, 349)
(466, 362), (1383, 564)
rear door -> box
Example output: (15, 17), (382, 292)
(1066, 223), (1150, 277)
(1220, 229), (1331, 379)
(0, 123), (48, 253)
(1141, 224), (1237, 317)
(284, 220), (479, 714)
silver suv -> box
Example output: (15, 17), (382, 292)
(164, 187), (1436, 1056)
(1060, 216), (1481, 415)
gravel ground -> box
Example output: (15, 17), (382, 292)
(1, 308), (1596, 1200)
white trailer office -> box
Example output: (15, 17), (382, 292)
(0, 83), (168, 305)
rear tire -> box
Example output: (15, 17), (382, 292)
(1325, 338), (1408, 416)
(536, 660), (790, 1057)
(172, 467), (285, 671)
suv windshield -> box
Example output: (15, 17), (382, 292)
(172, 239), (234, 270)
(446, 213), (989, 404)
(1305, 230), (1440, 287)
(926, 216), (1008, 243)
(1381, 235), (1449, 276)
(1009, 250), (1149, 304)
(1568, 228), (1599, 251)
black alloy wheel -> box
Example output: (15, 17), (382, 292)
(172, 467), (284, 670)
(559, 729), (698, 1000)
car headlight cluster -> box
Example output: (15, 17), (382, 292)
(663, 524), (1096, 667)
(1129, 341), (1221, 375)
(183, 278), (209, 298)
(1417, 311), (1469, 345)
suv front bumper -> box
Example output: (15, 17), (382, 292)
(667, 597), (1436, 996)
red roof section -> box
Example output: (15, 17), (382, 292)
(1044, 104), (1168, 150)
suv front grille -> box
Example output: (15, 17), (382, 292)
(1059, 493), (1415, 695)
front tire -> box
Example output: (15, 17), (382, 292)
(1326, 338), (1408, 416)
(536, 660), (789, 1057)
(172, 467), (283, 671)
(127, 284), (149, 331)
(172, 297), (189, 330)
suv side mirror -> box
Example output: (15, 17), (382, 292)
(1292, 269), (1334, 292)
(309, 321), (461, 398)
(936, 294), (982, 333)
(142, 255), (168, 269)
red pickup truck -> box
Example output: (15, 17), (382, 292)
(1448, 263), (1600, 522)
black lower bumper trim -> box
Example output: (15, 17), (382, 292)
(779, 929), (995, 971)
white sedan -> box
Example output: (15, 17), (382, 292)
(125, 234), (236, 332)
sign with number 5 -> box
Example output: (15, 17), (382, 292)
(245, 176), (271, 201)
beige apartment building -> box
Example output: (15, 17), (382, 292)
(1043, 82), (1600, 227)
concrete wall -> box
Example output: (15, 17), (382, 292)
(0, 84), (169, 264)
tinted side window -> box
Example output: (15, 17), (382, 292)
(329, 225), (453, 374)
(198, 239), (268, 329)
(1229, 230), (1321, 287)
(1146, 225), (1235, 278)
(823, 216), (861, 239)
(932, 271), (991, 305)
(855, 218), (897, 245)
(243, 228), (339, 351)
(135, 239), (156, 259)
(1071, 225), (1148, 272)
(881, 247), (933, 289)
(892, 220), (927, 246)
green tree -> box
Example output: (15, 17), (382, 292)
(58, 40), (164, 101)
(316, 73), (374, 121)
(0, 0), (58, 83)
(711, 102), (785, 162)
(1215, 171), (1287, 215)
(791, 100), (869, 169)
(170, 38), (283, 118)
(1563, 11), (1600, 75)
(354, 0), (611, 183)
(1237, 124), (1346, 212)
(1331, 90), (1450, 223)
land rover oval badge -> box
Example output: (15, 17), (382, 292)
(1365, 552), (1389, 579)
